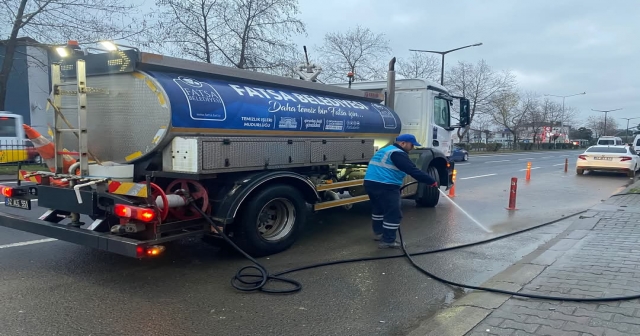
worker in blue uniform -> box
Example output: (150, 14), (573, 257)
(364, 134), (438, 249)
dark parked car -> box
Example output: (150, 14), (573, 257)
(450, 146), (469, 162)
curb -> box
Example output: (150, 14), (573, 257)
(618, 178), (640, 195)
(406, 215), (582, 336)
(407, 185), (640, 336)
(405, 206), (616, 336)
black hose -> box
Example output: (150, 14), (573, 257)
(189, 183), (640, 302)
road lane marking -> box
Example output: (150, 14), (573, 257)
(0, 238), (57, 249)
(553, 163), (565, 166)
(519, 167), (541, 171)
(485, 160), (510, 163)
(455, 163), (470, 166)
(459, 174), (497, 180)
(518, 158), (534, 160)
(541, 156), (552, 159)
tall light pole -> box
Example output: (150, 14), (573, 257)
(621, 117), (640, 142)
(592, 108), (623, 136)
(409, 43), (483, 86)
(544, 92), (586, 144)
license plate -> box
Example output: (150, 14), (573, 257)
(594, 157), (612, 161)
(4, 197), (31, 210)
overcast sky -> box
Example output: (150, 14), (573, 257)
(292, 0), (639, 128)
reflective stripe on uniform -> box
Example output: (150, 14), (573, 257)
(383, 222), (400, 229)
(364, 145), (407, 185)
(368, 147), (402, 171)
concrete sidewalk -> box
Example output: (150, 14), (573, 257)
(409, 181), (640, 336)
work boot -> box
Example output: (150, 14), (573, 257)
(378, 241), (401, 249)
(373, 233), (382, 241)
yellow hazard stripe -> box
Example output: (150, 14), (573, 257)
(18, 174), (39, 183)
(125, 151), (143, 162)
(108, 181), (149, 198)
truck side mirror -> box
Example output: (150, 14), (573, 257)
(459, 98), (470, 127)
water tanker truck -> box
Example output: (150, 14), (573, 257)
(0, 45), (470, 258)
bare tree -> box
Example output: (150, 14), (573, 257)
(146, 0), (224, 63)
(0, 0), (148, 110)
(587, 115), (619, 138)
(487, 91), (532, 148)
(147, 0), (305, 73)
(446, 60), (516, 142)
(317, 25), (391, 83)
(396, 51), (439, 81)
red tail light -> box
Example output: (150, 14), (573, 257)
(621, 156), (632, 161)
(578, 155), (587, 160)
(0, 185), (13, 197)
(136, 245), (165, 258)
(114, 204), (156, 222)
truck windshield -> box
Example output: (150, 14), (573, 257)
(433, 97), (450, 128)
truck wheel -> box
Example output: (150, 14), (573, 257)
(576, 168), (584, 175)
(415, 165), (440, 208)
(233, 185), (306, 257)
(627, 170), (636, 178)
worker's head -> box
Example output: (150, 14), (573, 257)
(395, 134), (421, 151)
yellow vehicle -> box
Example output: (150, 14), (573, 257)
(0, 112), (33, 164)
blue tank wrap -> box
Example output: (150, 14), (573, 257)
(146, 71), (401, 136)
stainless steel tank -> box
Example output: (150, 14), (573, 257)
(57, 70), (401, 164)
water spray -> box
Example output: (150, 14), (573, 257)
(438, 189), (492, 233)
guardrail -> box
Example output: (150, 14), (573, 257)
(0, 140), (43, 166)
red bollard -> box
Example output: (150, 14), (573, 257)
(564, 158), (568, 173)
(506, 177), (518, 210)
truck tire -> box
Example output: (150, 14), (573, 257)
(415, 165), (440, 208)
(576, 168), (584, 175)
(233, 184), (306, 257)
(627, 169), (636, 178)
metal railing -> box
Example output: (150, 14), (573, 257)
(0, 140), (46, 166)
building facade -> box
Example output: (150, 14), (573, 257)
(0, 37), (51, 137)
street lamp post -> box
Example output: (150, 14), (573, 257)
(591, 108), (623, 136)
(543, 92), (586, 145)
(621, 117), (640, 143)
(409, 43), (483, 86)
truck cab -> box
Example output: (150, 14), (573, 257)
(333, 78), (465, 156)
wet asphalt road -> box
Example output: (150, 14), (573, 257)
(0, 149), (634, 336)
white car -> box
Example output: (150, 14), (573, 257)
(576, 145), (640, 177)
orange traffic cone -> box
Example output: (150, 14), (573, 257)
(23, 124), (77, 174)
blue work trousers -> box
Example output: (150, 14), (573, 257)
(364, 180), (402, 243)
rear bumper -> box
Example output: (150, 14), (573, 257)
(0, 211), (145, 258)
(576, 160), (635, 171)
(577, 166), (633, 172)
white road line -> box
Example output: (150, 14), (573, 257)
(459, 173), (497, 180)
(0, 238), (57, 249)
(455, 163), (470, 166)
(485, 160), (510, 163)
(553, 163), (565, 166)
(518, 158), (534, 161)
(541, 156), (552, 159)
(519, 167), (541, 171)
